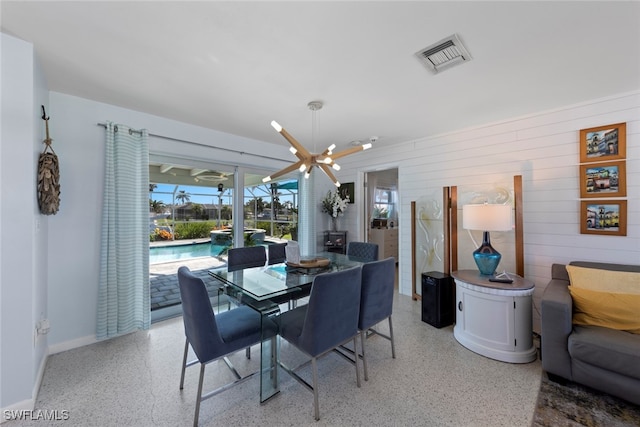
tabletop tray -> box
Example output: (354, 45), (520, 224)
(286, 257), (330, 269)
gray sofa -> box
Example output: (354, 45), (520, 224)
(540, 261), (640, 405)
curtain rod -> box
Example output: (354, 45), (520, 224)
(96, 122), (287, 163)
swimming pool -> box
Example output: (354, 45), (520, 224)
(149, 242), (227, 264)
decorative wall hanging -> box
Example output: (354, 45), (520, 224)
(579, 122), (626, 163)
(579, 161), (626, 198)
(37, 106), (60, 215)
(580, 200), (627, 236)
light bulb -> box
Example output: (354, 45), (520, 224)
(332, 163), (341, 171)
(335, 181), (341, 187)
(289, 146), (297, 155)
(262, 176), (271, 183)
(271, 121), (282, 132)
(298, 164), (307, 172)
(362, 143), (372, 150)
(304, 172), (310, 179)
(327, 144), (336, 153)
(323, 157), (332, 164)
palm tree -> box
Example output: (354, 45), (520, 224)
(149, 200), (165, 214)
(176, 190), (190, 205)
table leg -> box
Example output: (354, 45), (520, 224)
(259, 304), (280, 403)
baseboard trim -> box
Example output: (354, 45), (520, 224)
(48, 334), (97, 355)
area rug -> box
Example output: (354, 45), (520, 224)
(531, 374), (640, 426)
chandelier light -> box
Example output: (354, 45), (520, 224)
(263, 101), (372, 187)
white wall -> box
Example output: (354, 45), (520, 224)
(334, 91), (640, 331)
(0, 32), (49, 412)
(46, 92), (289, 352)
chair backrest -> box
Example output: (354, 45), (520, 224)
(359, 257), (395, 330)
(267, 243), (287, 265)
(347, 241), (379, 262)
(177, 266), (223, 362)
(227, 246), (267, 271)
(299, 266), (362, 357)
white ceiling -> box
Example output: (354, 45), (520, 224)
(2, 1), (639, 152)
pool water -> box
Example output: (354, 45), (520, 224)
(149, 242), (226, 264)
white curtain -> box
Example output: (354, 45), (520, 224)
(97, 122), (150, 340)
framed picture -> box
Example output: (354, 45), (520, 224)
(579, 161), (626, 198)
(580, 200), (627, 236)
(579, 122), (626, 163)
(340, 182), (355, 204)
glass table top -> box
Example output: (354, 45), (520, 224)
(208, 251), (368, 301)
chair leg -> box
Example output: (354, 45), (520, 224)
(360, 330), (369, 381)
(312, 357), (320, 421)
(388, 316), (396, 359)
(180, 338), (189, 389)
(353, 336), (361, 388)
(194, 363), (206, 427)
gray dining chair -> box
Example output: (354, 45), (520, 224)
(278, 266), (363, 421)
(177, 266), (275, 427)
(227, 246), (267, 271)
(347, 241), (379, 262)
(267, 242), (287, 265)
(218, 246), (268, 311)
(358, 257), (396, 380)
(335, 257), (396, 381)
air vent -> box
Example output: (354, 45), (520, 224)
(415, 34), (471, 74)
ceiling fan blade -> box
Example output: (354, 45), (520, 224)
(263, 160), (305, 182)
(272, 122), (312, 160)
(318, 164), (340, 187)
(327, 143), (371, 162)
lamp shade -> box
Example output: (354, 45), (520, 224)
(462, 204), (512, 232)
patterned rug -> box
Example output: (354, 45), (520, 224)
(532, 374), (640, 426)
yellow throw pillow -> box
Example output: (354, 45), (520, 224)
(569, 286), (640, 334)
(566, 265), (640, 295)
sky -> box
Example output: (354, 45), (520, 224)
(150, 180), (298, 207)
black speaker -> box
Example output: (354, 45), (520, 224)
(421, 272), (454, 328)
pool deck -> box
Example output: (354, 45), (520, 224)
(149, 237), (288, 311)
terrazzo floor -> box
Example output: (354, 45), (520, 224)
(7, 290), (543, 427)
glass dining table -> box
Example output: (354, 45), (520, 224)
(208, 251), (369, 403)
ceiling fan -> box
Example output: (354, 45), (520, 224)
(262, 101), (372, 187)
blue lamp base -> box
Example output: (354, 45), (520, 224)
(473, 231), (501, 276)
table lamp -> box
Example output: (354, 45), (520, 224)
(462, 203), (512, 276)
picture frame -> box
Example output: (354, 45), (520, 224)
(579, 161), (626, 198)
(340, 182), (355, 204)
(579, 122), (626, 163)
(580, 200), (627, 236)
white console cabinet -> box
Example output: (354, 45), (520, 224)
(452, 270), (536, 364)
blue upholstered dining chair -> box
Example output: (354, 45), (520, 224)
(177, 266), (274, 427)
(278, 266), (363, 421)
(359, 257), (396, 380)
(218, 246), (268, 311)
(346, 241), (379, 262)
(267, 242), (287, 265)
(227, 245), (267, 271)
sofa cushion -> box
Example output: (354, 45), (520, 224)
(569, 325), (640, 380)
(566, 265), (640, 294)
(569, 286), (640, 334)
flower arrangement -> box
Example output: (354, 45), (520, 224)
(321, 189), (349, 218)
